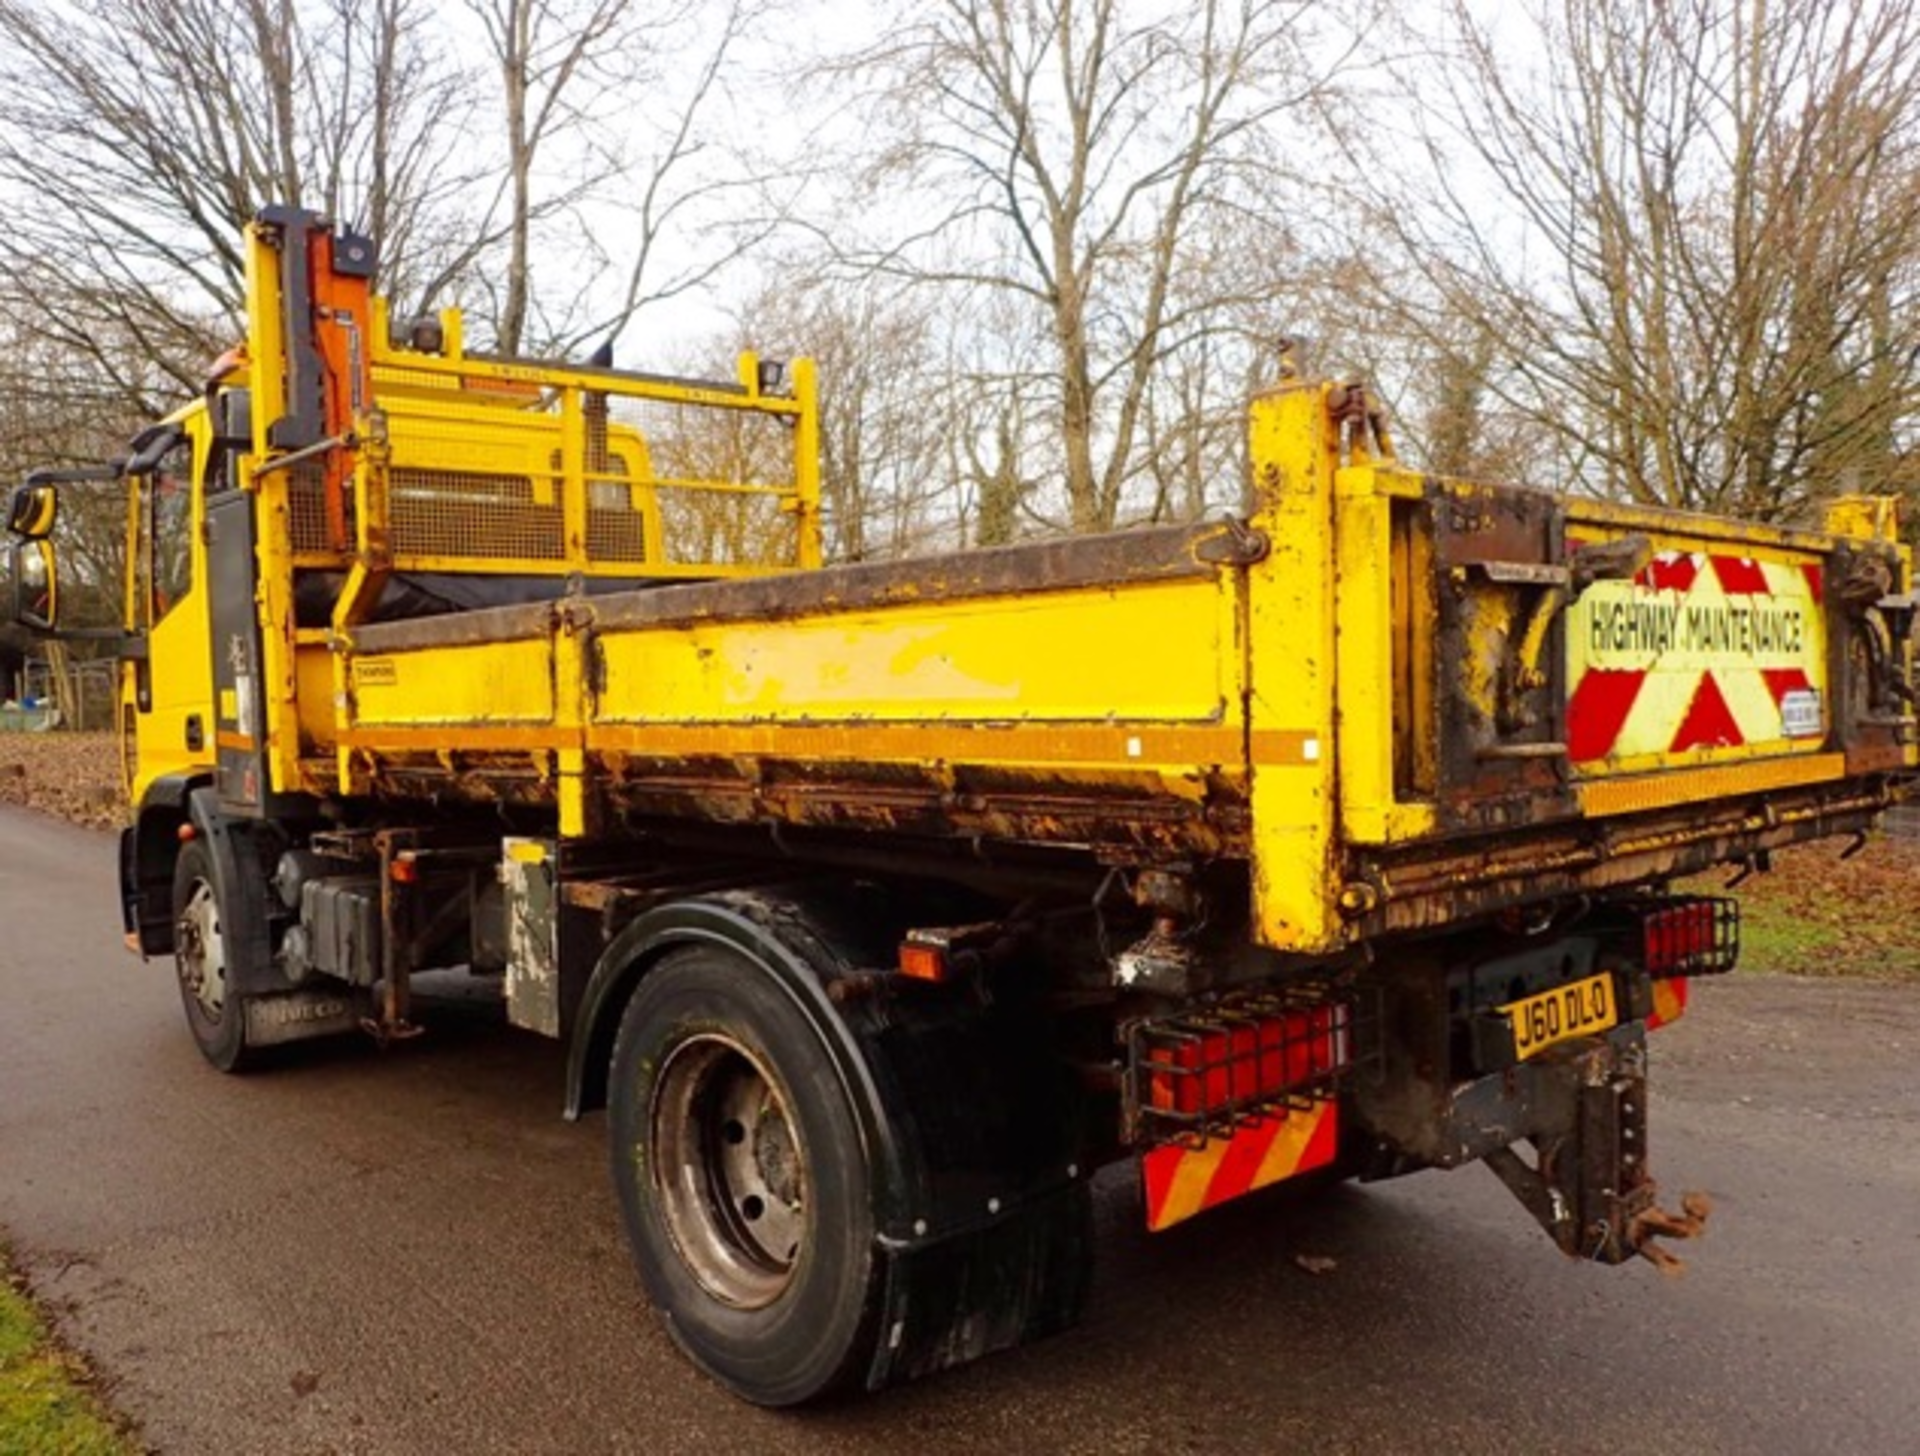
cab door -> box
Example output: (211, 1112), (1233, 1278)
(124, 416), (216, 808)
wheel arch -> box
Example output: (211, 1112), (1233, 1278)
(178, 786), (284, 998)
(574, 885), (1095, 1393)
(566, 892), (918, 1234)
(120, 771), (212, 955)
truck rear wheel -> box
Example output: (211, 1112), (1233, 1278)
(171, 838), (259, 1072)
(607, 945), (882, 1405)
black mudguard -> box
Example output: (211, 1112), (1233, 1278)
(566, 883), (1092, 1389)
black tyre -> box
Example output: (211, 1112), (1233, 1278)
(171, 838), (259, 1073)
(607, 945), (881, 1406)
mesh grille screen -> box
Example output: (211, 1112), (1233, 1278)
(390, 469), (564, 561)
(279, 385), (799, 572)
(586, 507), (650, 563)
(287, 464), (336, 554)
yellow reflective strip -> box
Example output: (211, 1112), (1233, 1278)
(1155, 1139), (1235, 1230)
(1577, 753), (1844, 817)
(1249, 1106), (1329, 1192)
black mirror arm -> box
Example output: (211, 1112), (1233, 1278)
(24, 463), (122, 488)
(123, 424), (185, 478)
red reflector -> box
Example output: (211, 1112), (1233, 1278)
(1647, 976), (1690, 1031)
(176, 822), (197, 842)
(897, 942), (948, 983)
(1645, 902), (1715, 974)
(1147, 1006), (1346, 1116)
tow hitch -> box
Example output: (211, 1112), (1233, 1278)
(1481, 1036), (1710, 1272)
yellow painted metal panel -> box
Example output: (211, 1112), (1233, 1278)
(594, 579), (1231, 726)
(294, 645), (335, 742)
(1823, 495), (1900, 544)
(1245, 383), (1346, 956)
(1333, 462), (1438, 845)
(587, 721), (1283, 774)
(349, 639), (556, 726)
(129, 408), (217, 810)
(1565, 496), (1832, 554)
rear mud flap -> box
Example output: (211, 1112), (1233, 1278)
(864, 1180), (1092, 1391)
(243, 990), (361, 1048)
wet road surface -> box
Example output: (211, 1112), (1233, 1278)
(3, 806), (1918, 1454)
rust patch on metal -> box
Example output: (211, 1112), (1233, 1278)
(591, 520), (1226, 632)
(1419, 474), (1579, 827)
(1630, 1191), (1712, 1276)
(352, 598), (557, 654)
(1346, 780), (1891, 939)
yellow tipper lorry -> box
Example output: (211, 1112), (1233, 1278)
(9, 209), (1915, 1403)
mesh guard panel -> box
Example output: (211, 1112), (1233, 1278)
(287, 463), (336, 554)
(390, 468), (563, 562)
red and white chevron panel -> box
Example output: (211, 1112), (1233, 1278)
(1567, 549), (1827, 767)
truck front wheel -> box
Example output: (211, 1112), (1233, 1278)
(171, 838), (259, 1072)
(607, 945), (882, 1405)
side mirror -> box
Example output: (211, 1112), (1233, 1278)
(7, 482), (57, 539)
(10, 537), (57, 630)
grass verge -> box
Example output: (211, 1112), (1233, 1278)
(1679, 834), (1920, 982)
(0, 1252), (131, 1456)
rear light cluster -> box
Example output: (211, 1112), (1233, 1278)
(1641, 897), (1739, 977)
(1126, 985), (1364, 1147)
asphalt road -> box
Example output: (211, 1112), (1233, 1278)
(4, 804), (1918, 1455)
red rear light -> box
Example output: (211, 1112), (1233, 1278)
(1643, 900), (1724, 975)
(1147, 1005), (1348, 1116)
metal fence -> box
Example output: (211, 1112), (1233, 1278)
(7, 654), (116, 732)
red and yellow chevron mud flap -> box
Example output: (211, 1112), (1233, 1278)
(1141, 1100), (1340, 1233)
(1646, 976), (1689, 1031)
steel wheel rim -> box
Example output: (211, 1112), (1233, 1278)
(176, 879), (228, 1020)
(650, 1033), (807, 1310)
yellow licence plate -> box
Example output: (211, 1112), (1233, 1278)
(1503, 973), (1618, 1061)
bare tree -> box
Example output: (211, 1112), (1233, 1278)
(461, 0), (777, 357)
(0, 0), (479, 412)
(463, 0), (631, 354)
(823, 0), (1365, 533)
(1364, 0), (1920, 519)
(726, 280), (960, 562)
(0, 318), (134, 614)
(0, 0), (499, 654)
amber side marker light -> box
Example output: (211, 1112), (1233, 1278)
(896, 941), (949, 983)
